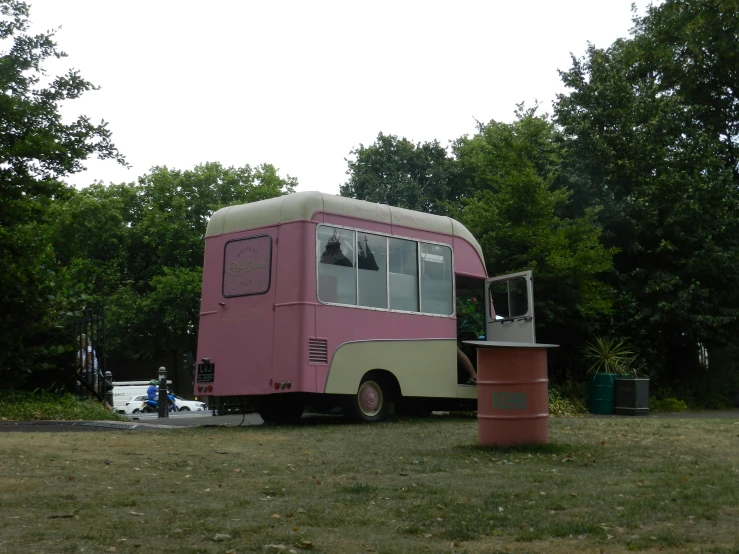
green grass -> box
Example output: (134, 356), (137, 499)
(0, 389), (124, 421)
(0, 415), (737, 553)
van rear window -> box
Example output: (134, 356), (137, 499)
(223, 235), (272, 297)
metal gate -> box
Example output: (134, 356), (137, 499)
(66, 305), (108, 403)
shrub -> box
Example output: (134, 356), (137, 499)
(0, 389), (123, 421)
(548, 386), (587, 417)
(649, 397), (688, 413)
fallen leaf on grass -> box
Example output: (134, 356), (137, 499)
(49, 514), (75, 519)
(106, 547), (117, 553)
(272, 513), (281, 519)
(296, 539), (313, 549)
(129, 511), (144, 516)
(423, 534), (433, 538)
(213, 533), (231, 541)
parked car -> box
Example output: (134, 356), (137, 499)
(171, 395), (207, 411)
(123, 395), (148, 415)
(124, 393), (207, 414)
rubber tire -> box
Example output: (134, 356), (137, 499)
(345, 377), (391, 422)
(178, 406), (190, 411)
(132, 409), (140, 414)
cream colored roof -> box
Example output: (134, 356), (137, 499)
(206, 191), (484, 262)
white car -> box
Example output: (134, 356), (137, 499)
(123, 395), (148, 415)
(123, 394), (207, 414)
(172, 395), (207, 412)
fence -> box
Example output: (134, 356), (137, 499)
(66, 306), (109, 403)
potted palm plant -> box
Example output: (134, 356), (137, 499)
(584, 337), (633, 415)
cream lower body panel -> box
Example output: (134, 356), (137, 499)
(323, 339), (477, 400)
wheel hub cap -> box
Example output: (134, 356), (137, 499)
(358, 382), (383, 416)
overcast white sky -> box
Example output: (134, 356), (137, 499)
(27, 0), (640, 194)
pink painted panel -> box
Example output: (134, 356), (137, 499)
(196, 228), (278, 397)
(453, 236), (487, 279)
(271, 220), (319, 392)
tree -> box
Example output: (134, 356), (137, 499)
(341, 133), (455, 213)
(555, 0), (739, 386)
(454, 110), (615, 371)
(0, 1), (125, 383)
(49, 162), (296, 362)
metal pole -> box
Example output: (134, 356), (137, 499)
(158, 366), (168, 419)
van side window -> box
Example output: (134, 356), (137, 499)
(420, 243), (453, 315)
(318, 226), (357, 305)
(358, 234), (388, 309)
(315, 224), (452, 316)
(389, 238), (419, 312)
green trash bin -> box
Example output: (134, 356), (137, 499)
(588, 373), (617, 414)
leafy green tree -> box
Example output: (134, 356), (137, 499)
(49, 162), (296, 362)
(454, 110), (615, 363)
(555, 0), (739, 384)
(0, 1), (125, 384)
(341, 133), (455, 213)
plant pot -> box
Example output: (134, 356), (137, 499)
(588, 373), (617, 415)
(614, 378), (649, 415)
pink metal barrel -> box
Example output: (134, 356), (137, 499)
(476, 345), (550, 446)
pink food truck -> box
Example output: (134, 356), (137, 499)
(195, 191), (535, 422)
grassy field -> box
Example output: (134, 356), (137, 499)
(0, 415), (737, 554)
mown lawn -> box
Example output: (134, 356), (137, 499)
(0, 415), (737, 553)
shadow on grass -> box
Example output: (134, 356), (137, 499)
(455, 442), (576, 455)
(254, 411), (480, 428)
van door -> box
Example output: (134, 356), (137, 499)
(484, 270), (535, 343)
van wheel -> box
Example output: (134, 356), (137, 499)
(346, 377), (391, 422)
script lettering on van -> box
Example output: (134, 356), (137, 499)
(227, 260), (267, 275)
(223, 235), (272, 297)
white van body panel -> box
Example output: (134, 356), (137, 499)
(112, 383), (150, 412)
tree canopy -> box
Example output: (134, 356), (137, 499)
(0, 0), (125, 383)
(555, 0), (739, 382)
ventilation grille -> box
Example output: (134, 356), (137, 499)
(308, 338), (328, 364)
